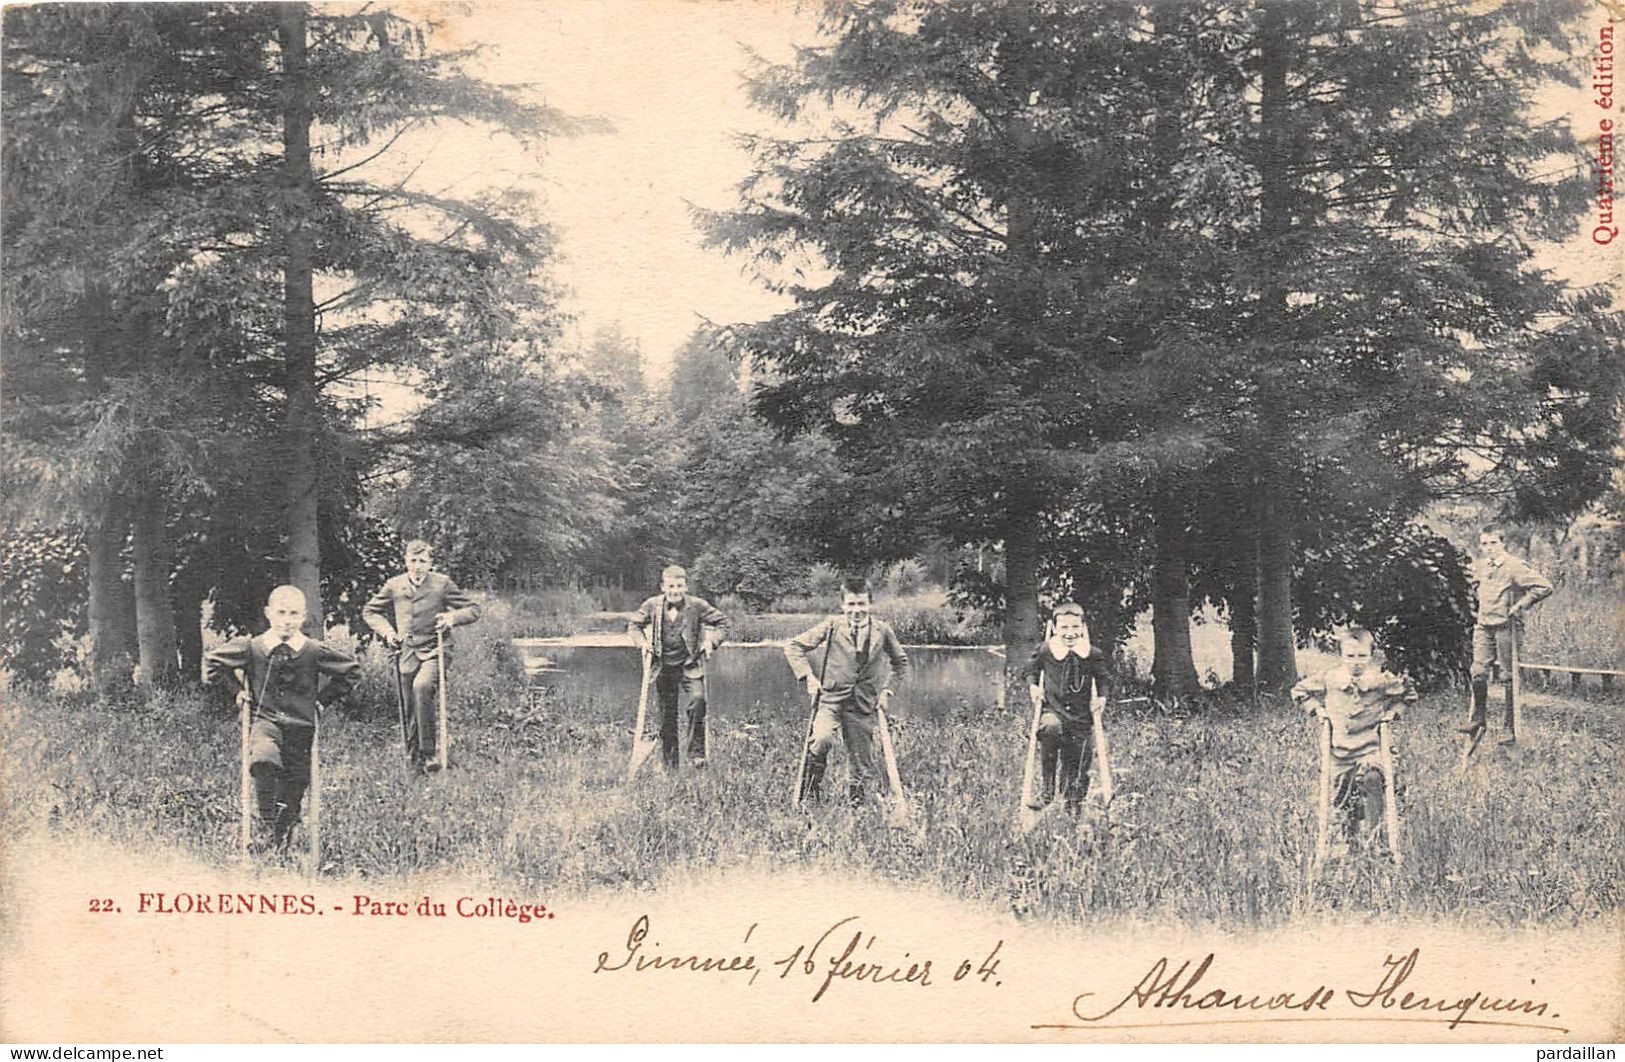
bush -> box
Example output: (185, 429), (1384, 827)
(772, 592), (834, 614)
(948, 562), (1004, 626)
(691, 542), (811, 611)
(805, 562), (844, 596)
(882, 601), (995, 644)
(875, 558), (928, 597)
(0, 527), (88, 687)
(1297, 524), (1473, 688)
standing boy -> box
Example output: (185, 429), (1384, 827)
(785, 577), (910, 805)
(1291, 627), (1416, 857)
(205, 585), (360, 852)
(627, 565), (730, 769)
(363, 540), (482, 771)
(1024, 601), (1111, 816)
(1459, 525), (1551, 746)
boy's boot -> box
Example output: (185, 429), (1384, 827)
(687, 705), (707, 768)
(1456, 678), (1489, 733)
(250, 769), (279, 853)
(270, 802), (296, 852)
(271, 780), (305, 852)
(1356, 767), (1386, 855)
(1498, 681), (1518, 746)
(1066, 762), (1090, 818)
(800, 754), (826, 804)
(1031, 745), (1058, 810)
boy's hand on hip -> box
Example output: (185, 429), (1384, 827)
(805, 676), (822, 700)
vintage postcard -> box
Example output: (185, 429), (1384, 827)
(2, 0), (1621, 1045)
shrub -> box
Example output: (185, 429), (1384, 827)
(876, 558), (928, 597)
(948, 562), (1004, 625)
(1297, 524), (1473, 688)
(691, 542), (811, 611)
(805, 562), (844, 596)
(0, 527), (88, 687)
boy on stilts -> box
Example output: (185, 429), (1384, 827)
(205, 585), (360, 854)
(1457, 525), (1551, 749)
(626, 565), (730, 770)
(1023, 602), (1110, 817)
(363, 540), (482, 773)
(785, 577), (910, 806)
(1291, 627), (1416, 861)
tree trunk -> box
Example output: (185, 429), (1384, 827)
(1226, 472), (1258, 692)
(1002, 517), (1043, 675)
(172, 564), (206, 685)
(1151, 489), (1202, 698)
(1255, 467), (1297, 691)
(86, 490), (137, 696)
(1229, 570), (1257, 693)
(1252, 2), (1298, 693)
(280, 3), (324, 635)
(77, 80), (146, 696)
(999, 17), (1043, 678)
(130, 469), (178, 690)
(1091, 581), (1129, 676)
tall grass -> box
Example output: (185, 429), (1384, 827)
(1521, 579), (1624, 672)
(5, 602), (1619, 930)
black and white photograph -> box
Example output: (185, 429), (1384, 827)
(1, 0), (1621, 1046)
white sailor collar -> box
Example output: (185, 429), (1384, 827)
(255, 631), (309, 654)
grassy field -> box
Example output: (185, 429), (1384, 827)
(5, 599), (1621, 934)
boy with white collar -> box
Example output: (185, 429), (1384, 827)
(205, 585), (360, 852)
(1023, 601), (1110, 815)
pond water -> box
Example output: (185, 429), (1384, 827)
(515, 641), (1004, 724)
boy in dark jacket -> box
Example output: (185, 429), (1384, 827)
(627, 565), (730, 769)
(205, 585), (360, 852)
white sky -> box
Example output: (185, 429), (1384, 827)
(418, 0), (821, 375)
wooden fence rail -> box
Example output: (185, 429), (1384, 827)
(1519, 661), (1621, 692)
